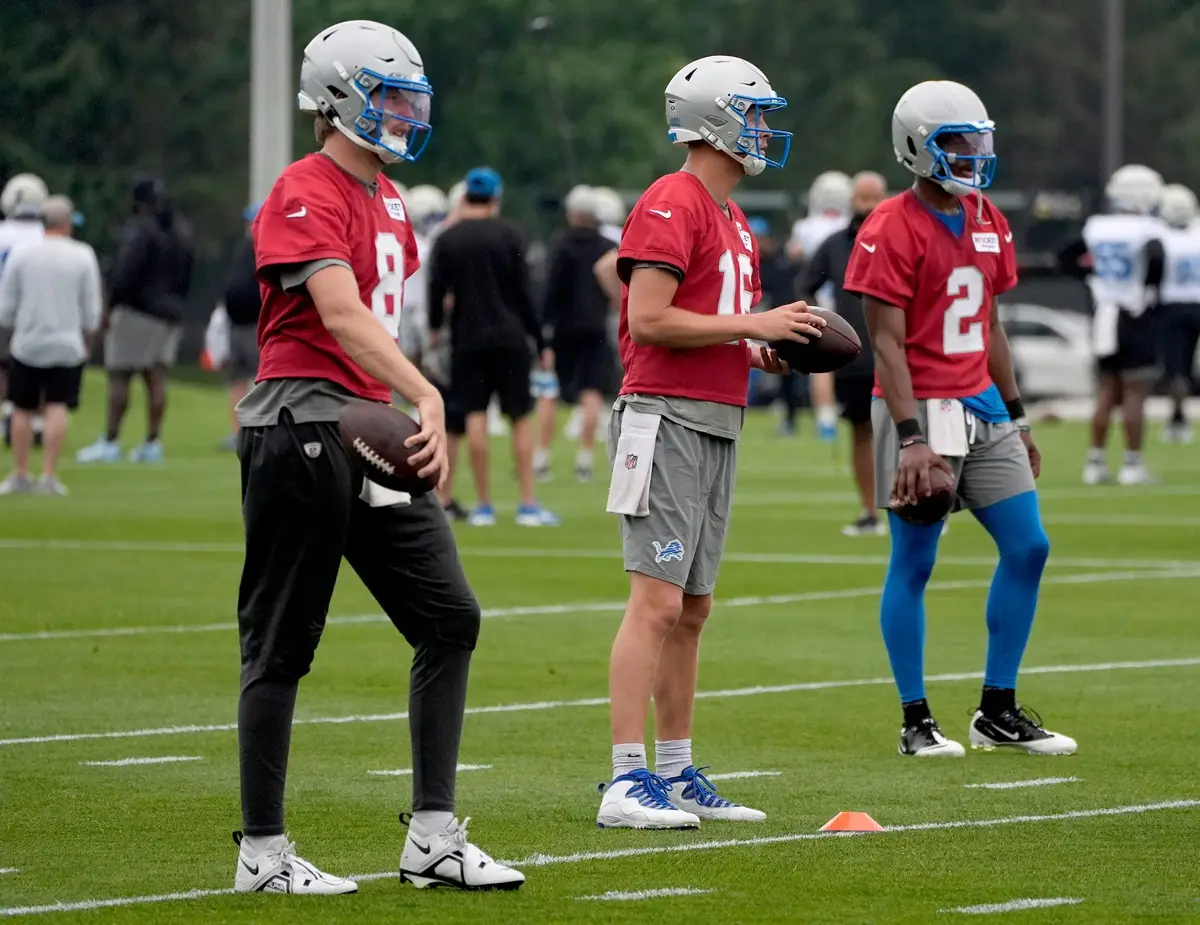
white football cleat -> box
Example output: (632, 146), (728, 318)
(597, 769), (700, 829)
(1082, 460), (1111, 485)
(664, 765), (767, 822)
(899, 718), (966, 757)
(1116, 462), (1157, 486)
(399, 814), (525, 891)
(232, 831), (357, 895)
(969, 707), (1078, 756)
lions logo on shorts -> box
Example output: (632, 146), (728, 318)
(652, 538), (685, 563)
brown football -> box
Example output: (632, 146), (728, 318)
(769, 307), (862, 374)
(338, 402), (437, 496)
(889, 466), (957, 526)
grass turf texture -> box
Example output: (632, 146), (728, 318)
(1, 371), (1198, 922)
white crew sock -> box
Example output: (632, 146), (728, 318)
(576, 448), (593, 469)
(817, 405), (838, 428)
(655, 738), (693, 780)
(1124, 450), (1142, 466)
(1087, 447), (1106, 464)
(612, 743), (647, 779)
(409, 810), (455, 840)
(241, 833), (287, 856)
(533, 447), (549, 471)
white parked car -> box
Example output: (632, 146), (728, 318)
(998, 303), (1095, 399)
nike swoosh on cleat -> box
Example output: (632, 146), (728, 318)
(412, 840), (432, 855)
(240, 858), (259, 875)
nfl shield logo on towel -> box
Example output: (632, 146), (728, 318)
(624, 454), (638, 470)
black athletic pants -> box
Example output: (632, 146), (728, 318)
(236, 409), (481, 836)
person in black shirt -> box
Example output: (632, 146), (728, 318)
(799, 170), (888, 536)
(747, 217), (806, 429)
(219, 201), (264, 449)
(428, 167), (558, 526)
(539, 186), (617, 482)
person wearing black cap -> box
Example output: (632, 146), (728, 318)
(428, 167), (558, 526)
(76, 177), (194, 464)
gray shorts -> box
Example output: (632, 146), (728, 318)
(872, 398), (1035, 515)
(227, 324), (260, 383)
(609, 409), (737, 596)
(105, 307), (182, 372)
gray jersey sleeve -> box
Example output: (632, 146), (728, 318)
(279, 258), (352, 294)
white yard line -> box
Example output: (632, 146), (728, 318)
(79, 756), (203, 768)
(577, 887), (715, 901)
(942, 897), (1084, 915)
(964, 777), (1082, 791)
(0, 870), (18, 875)
(0, 800), (1186, 918)
(4, 565), (1198, 644)
(3, 655), (1198, 749)
(706, 770), (782, 781)
(367, 763), (491, 777)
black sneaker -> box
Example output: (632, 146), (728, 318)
(442, 499), (469, 522)
(899, 716), (965, 757)
(968, 705), (1077, 755)
(842, 513), (887, 537)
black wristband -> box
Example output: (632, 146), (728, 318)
(1004, 397), (1026, 421)
(896, 418), (923, 440)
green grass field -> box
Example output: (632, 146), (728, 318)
(2, 372), (1199, 922)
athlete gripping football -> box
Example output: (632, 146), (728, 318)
(843, 80), (1076, 758)
(596, 55), (826, 829)
(231, 20), (522, 894)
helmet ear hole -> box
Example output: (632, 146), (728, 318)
(906, 136), (918, 156)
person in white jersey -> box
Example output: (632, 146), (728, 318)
(1080, 164), (1165, 486)
(788, 170), (852, 440)
(0, 174), (49, 443)
(1156, 183), (1200, 443)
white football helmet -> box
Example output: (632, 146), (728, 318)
(1106, 164), (1164, 215)
(405, 184), (448, 231)
(892, 80), (996, 197)
(297, 20), (432, 163)
(447, 180), (466, 211)
(1, 173), (48, 218)
(1159, 183), (1197, 228)
(664, 56), (791, 176)
(590, 186), (626, 226)
(564, 184), (596, 217)
(808, 171), (852, 216)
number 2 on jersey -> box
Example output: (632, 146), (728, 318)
(371, 232), (406, 338)
(943, 265), (986, 355)
(717, 248), (753, 344)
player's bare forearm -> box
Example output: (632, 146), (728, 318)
(987, 308), (1020, 401)
(630, 303), (759, 348)
(864, 296), (918, 423)
(308, 265), (439, 405)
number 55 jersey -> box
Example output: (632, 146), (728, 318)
(843, 189), (1017, 400)
(253, 152), (419, 403)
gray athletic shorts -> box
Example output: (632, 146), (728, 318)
(872, 398), (1035, 516)
(105, 307), (182, 372)
(608, 407), (737, 596)
(227, 323), (260, 383)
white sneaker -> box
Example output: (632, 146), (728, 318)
(1082, 460), (1111, 485)
(0, 473), (34, 495)
(1163, 423), (1194, 444)
(596, 769), (700, 829)
(399, 814), (525, 891)
(664, 765), (767, 822)
(232, 831), (357, 895)
(969, 707), (1078, 756)
(1117, 463), (1157, 485)
(35, 475), (68, 496)
(76, 438), (122, 464)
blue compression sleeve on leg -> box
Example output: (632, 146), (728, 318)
(880, 512), (944, 703)
(972, 491), (1050, 690)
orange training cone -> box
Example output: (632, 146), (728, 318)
(819, 811), (884, 833)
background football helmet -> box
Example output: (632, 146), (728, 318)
(1105, 164), (1164, 215)
(1158, 183), (1197, 228)
(1, 173), (48, 218)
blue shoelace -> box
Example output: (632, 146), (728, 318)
(615, 770), (677, 810)
(678, 766), (735, 809)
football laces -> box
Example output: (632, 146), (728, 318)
(351, 437), (397, 475)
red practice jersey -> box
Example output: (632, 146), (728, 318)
(253, 153), (419, 402)
(616, 171), (760, 407)
(843, 189), (1018, 399)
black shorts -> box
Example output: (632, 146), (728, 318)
(434, 380), (466, 436)
(450, 345), (534, 420)
(835, 373), (873, 426)
(235, 409), (480, 688)
(1096, 309), (1158, 377)
(1160, 302), (1200, 381)
(554, 334), (615, 404)
(6, 359), (83, 411)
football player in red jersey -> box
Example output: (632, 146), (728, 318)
(843, 80), (1076, 760)
(595, 56), (827, 829)
(230, 20), (523, 895)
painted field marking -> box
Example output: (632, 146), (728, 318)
(367, 763), (492, 777)
(942, 897), (1084, 915)
(79, 756), (203, 768)
(577, 887), (715, 901)
(4, 655), (1199, 749)
(964, 777), (1082, 791)
(1, 800), (1187, 918)
(707, 770), (781, 781)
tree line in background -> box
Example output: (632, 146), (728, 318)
(2, 0), (1199, 269)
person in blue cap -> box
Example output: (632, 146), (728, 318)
(427, 167), (559, 526)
